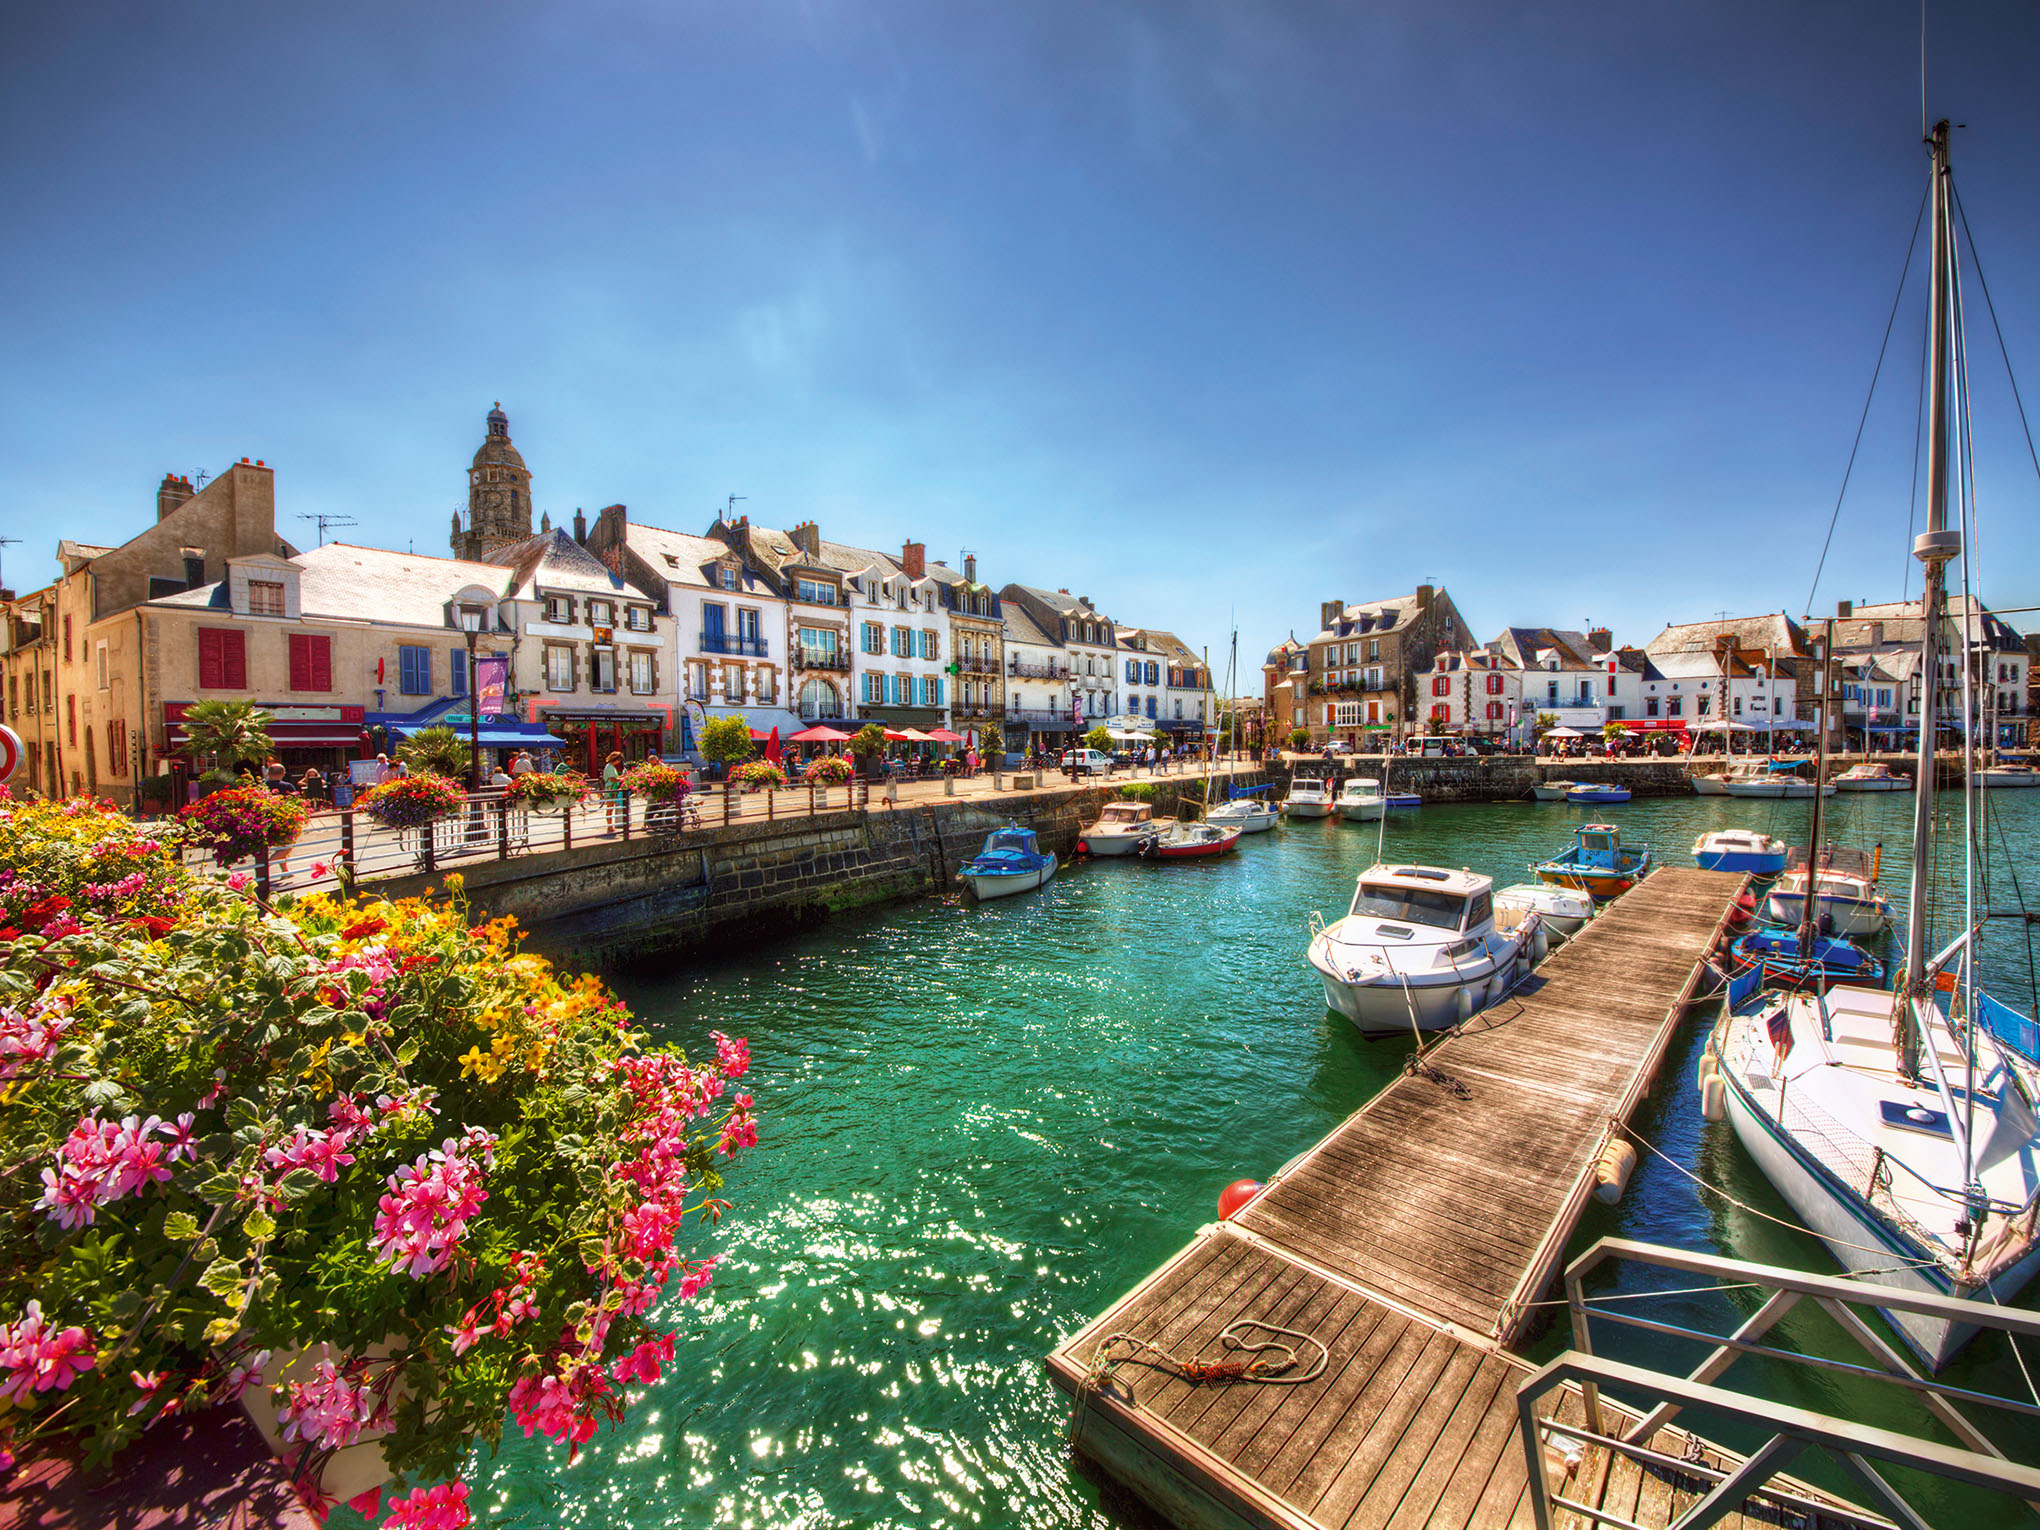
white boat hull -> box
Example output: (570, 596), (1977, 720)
(1762, 889), (1889, 938)
(960, 855), (1058, 900)
(1977, 770), (2040, 788)
(1835, 778), (1908, 792)
(1691, 776), (1731, 796)
(1337, 799), (1384, 821)
(1081, 831), (1150, 857)
(1530, 783), (1575, 801)
(1284, 802), (1331, 818)
(1721, 1067), (2040, 1368)
(1206, 806), (1276, 834)
(1308, 932), (1532, 1037)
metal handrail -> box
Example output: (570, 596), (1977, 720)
(699, 633), (769, 656)
(1533, 1236), (2040, 1530)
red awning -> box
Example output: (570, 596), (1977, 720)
(788, 725), (852, 743)
(924, 728), (965, 743)
(165, 721), (366, 747)
(882, 729), (912, 742)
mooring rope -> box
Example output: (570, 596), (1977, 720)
(1069, 1319), (1331, 1442)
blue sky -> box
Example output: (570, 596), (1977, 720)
(5, 1), (2039, 674)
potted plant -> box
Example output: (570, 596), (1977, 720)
(619, 759), (693, 804)
(0, 796), (755, 1517)
(180, 699), (276, 780)
(177, 785), (310, 867)
(730, 761), (787, 792)
(697, 716), (756, 783)
(395, 726), (473, 783)
(800, 757), (853, 787)
(848, 724), (888, 781)
(502, 770), (591, 816)
(357, 773), (467, 831)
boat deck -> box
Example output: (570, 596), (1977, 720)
(1048, 869), (1880, 1530)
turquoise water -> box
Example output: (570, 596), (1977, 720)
(443, 789), (2039, 1528)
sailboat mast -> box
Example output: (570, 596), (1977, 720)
(1800, 619), (1833, 954)
(1901, 119), (1963, 1075)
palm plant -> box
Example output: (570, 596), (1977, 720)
(396, 725), (471, 780)
(180, 699), (274, 777)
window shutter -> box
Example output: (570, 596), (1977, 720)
(199, 628), (223, 689)
(222, 630), (247, 689)
(310, 636), (331, 692)
(450, 648), (467, 697)
(288, 634), (310, 692)
(934, 677), (943, 708)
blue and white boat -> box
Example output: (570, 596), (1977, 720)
(1692, 828), (1790, 875)
(957, 825), (1058, 901)
(1531, 823), (1652, 899)
(1731, 925), (1885, 989)
(1565, 782), (1630, 804)
(1384, 790), (1423, 809)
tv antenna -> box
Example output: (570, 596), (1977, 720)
(725, 494), (747, 519)
(193, 470), (210, 489)
(0, 537), (18, 593)
(299, 512), (358, 547)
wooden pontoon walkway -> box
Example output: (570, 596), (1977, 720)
(1048, 869), (1877, 1530)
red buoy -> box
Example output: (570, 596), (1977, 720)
(1217, 1179), (1263, 1220)
(1076, 840), (1090, 856)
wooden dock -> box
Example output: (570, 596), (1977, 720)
(1048, 869), (1878, 1530)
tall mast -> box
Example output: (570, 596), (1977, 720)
(1800, 619), (1833, 956)
(1901, 119), (1963, 1077)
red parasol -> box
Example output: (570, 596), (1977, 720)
(924, 728), (965, 743)
(764, 727), (781, 763)
(788, 725), (852, 743)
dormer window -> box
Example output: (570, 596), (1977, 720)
(457, 602), (488, 632)
(625, 606), (653, 631)
(719, 566), (739, 591)
(546, 595), (572, 623)
(247, 580), (285, 617)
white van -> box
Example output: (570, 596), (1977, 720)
(1059, 748), (1113, 776)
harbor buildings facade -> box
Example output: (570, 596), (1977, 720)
(1290, 585), (1476, 749)
(929, 554), (1004, 747)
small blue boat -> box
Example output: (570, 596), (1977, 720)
(1565, 782), (1631, 804)
(1531, 823), (1653, 899)
(1691, 829), (1790, 875)
(1732, 926), (1886, 990)
(1384, 791), (1423, 809)
(957, 824), (1058, 901)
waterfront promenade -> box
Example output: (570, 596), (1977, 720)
(1046, 869), (1876, 1530)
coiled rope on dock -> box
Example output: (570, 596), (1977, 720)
(1068, 1320), (1331, 1442)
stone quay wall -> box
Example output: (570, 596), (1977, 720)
(1259, 750), (1944, 803)
(372, 771), (1266, 966)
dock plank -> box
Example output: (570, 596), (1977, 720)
(1048, 871), (1872, 1530)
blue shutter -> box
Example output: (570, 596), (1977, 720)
(450, 649), (467, 697)
(934, 678), (944, 708)
(399, 645), (430, 695)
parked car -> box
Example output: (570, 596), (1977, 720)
(1415, 736), (1455, 758)
(1059, 748), (1113, 776)
(1325, 740), (1353, 755)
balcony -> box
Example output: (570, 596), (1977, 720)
(958, 655), (1000, 674)
(793, 648), (852, 672)
(797, 703), (848, 722)
(1006, 706), (1076, 727)
(700, 633), (768, 657)
(1009, 659), (1070, 681)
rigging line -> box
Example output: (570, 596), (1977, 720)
(1806, 187), (1930, 619)
(1903, 276), (1930, 605)
(1952, 180), (2040, 494)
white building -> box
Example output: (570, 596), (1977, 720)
(1001, 605), (1076, 749)
(1488, 627), (1627, 733)
(1635, 650), (1799, 739)
(1416, 648), (1526, 742)
(845, 543), (949, 732)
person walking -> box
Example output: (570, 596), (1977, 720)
(602, 750), (625, 832)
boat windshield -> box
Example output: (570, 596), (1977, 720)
(1350, 883), (1467, 930)
(1100, 805), (1144, 823)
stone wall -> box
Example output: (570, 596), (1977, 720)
(1259, 750), (1946, 802)
(372, 771), (1263, 966)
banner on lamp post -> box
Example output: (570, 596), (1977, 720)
(476, 656), (509, 713)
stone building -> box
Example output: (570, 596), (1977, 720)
(1645, 614), (1812, 720)
(927, 553), (1004, 747)
(1290, 585), (1476, 748)
(1262, 636), (1308, 745)
(450, 404), (535, 561)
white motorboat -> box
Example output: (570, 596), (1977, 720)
(1077, 800), (1163, 857)
(1691, 829), (1789, 875)
(1715, 985), (2040, 1368)
(1205, 795), (1277, 834)
(1723, 761), (1833, 798)
(1283, 776), (1333, 818)
(1976, 761), (2040, 788)
(1493, 882), (1591, 940)
(1763, 846), (1892, 938)
(1530, 780), (1577, 801)
(1690, 770), (1734, 796)
(1335, 777), (1385, 821)
(1306, 865), (1538, 1037)
(956, 825), (1058, 900)
(1834, 761), (1909, 792)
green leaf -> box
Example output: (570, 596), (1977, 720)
(243, 1208), (276, 1240)
(203, 1315), (243, 1345)
(198, 1257), (244, 1299)
(164, 1211), (201, 1241)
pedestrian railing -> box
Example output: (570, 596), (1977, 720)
(1519, 1236), (2040, 1530)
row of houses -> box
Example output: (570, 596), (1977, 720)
(1264, 587), (2034, 751)
(0, 407), (1217, 807)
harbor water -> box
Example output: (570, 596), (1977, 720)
(427, 788), (2040, 1528)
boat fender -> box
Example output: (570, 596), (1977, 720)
(1076, 840), (1089, 856)
(1697, 1051), (1720, 1091)
(1217, 1179), (1262, 1220)
(1700, 1074), (1727, 1123)
(1456, 986), (1475, 1023)
(1592, 1140), (1637, 1205)
(1532, 927), (1549, 962)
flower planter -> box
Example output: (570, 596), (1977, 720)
(240, 1341), (404, 1510)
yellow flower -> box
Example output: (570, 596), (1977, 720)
(458, 1045), (504, 1084)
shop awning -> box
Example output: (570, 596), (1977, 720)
(897, 728), (935, 743)
(789, 725), (853, 743)
(925, 728), (965, 743)
(167, 720), (366, 748)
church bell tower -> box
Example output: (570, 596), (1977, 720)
(452, 403), (534, 559)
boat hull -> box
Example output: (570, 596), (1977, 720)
(1530, 783), (1575, 801)
(1691, 776), (1731, 796)
(1536, 867), (1638, 898)
(1762, 889), (1889, 938)
(1284, 802), (1331, 818)
(1310, 946), (1529, 1037)
(1336, 800), (1384, 821)
(1566, 789), (1630, 804)
(1977, 770), (2040, 788)
(1079, 832), (1149, 857)
(1693, 848), (1788, 875)
(1835, 778), (1907, 792)
(959, 855), (1058, 900)
(1384, 794), (1422, 808)
(1720, 1066), (2040, 1367)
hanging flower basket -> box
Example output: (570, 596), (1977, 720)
(357, 774), (467, 831)
(502, 770), (591, 816)
(731, 761), (787, 792)
(177, 786), (309, 866)
(800, 757), (853, 787)
(0, 794), (757, 1515)
(618, 760), (693, 804)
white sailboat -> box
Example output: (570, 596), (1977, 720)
(1712, 121), (2040, 1370)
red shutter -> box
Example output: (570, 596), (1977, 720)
(222, 629), (246, 689)
(310, 635), (331, 692)
(288, 634), (311, 693)
(199, 628), (224, 689)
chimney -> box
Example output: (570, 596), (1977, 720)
(1080, 595), (1093, 609)
(1320, 600), (1344, 631)
(963, 553), (976, 583)
(1837, 599), (1853, 620)
(593, 503), (628, 549)
(791, 521), (821, 557)
(1587, 627), (1612, 654)
(901, 540), (925, 579)
(1415, 584), (1435, 609)
(572, 509), (587, 544)
(157, 472), (194, 522)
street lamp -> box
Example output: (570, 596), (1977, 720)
(459, 607), (483, 790)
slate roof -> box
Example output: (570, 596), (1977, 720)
(1002, 605), (1061, 651)
(1489, 627), (1602, 670)
(150, 544), (518, 628)
(1644, 613), (1809, 660)
(1833, 597), (2023, 653)
(1312, 594), (1423, 644)
(484, 528), (632, 599)
(617, 522), (733, 592)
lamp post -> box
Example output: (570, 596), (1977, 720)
(459, 608), (483, 790)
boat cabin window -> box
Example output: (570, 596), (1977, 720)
(1582, 831), (1615, 854)
(1350, 882), (1467, 930)
(1101, 804), (1143, 822)
(1464, 891), (1491, 930)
